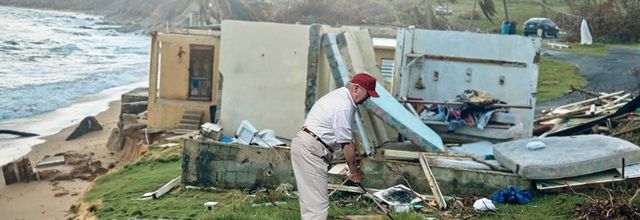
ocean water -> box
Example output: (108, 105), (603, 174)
(0, 6), (149, 164)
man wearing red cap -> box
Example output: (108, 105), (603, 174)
(291, 73), (379, 219)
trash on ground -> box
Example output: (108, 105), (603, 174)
(204, 201), (218, 211)
(490, 187), (531, 204)
(372, 184), (425, 206)
(473, 198), (496, 211)
(138, 175), (181, 200)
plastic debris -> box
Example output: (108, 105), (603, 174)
(204, 201), (218, 211)
(473, 198), (496, 211)
(490, 187), (532, 204)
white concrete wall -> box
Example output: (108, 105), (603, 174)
(218, 20), (312, 138)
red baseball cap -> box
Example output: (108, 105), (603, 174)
(350, 73), (379, 98)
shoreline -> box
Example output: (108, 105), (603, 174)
(0, 100), (122, 219)
(0, 81), (147, 166)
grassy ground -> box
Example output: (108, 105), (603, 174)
(83, 143), (431, 219)
(542, 43), (611, 56)
(84, 142), (636, 220)
(537, 56), (586, 102)
(476, 193), (586, 219)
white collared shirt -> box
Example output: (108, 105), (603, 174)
(303, 87), (356, 150)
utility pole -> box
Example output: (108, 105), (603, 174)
(503, 0), (509, 21)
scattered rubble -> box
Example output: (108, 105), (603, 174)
(573, 187), (640, 219)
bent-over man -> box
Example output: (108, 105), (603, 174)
(291, 73), (379, 219)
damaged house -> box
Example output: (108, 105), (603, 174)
(147, 29), (221, 131)
(142, 20), (640, 201)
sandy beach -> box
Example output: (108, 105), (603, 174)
(0, 101), (121, 220)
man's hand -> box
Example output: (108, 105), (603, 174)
(342, 143), (361, 183)
(349, 169), (361, 183)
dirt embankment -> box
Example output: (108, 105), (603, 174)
(0, 0), (201, 32)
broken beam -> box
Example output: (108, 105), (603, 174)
(399, 100), (532, 109)
(419, 153), (447, 209)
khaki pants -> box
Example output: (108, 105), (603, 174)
(291, 130), (333, 220)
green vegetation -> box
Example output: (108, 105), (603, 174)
(537, 56), (586, 102)
(85, 143), (640, 219)
(444, 0), (570, 34)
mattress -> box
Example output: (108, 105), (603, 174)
(493, 135), (640, 179)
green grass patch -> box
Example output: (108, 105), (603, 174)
(545, 42), (639, 56)
(560, 43), (611, 56)
(537, 57), (586, 102)
(476, 194), (587, 219)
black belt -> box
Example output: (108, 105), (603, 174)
(302, 127), (334, 153)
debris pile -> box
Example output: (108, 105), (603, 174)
(534, 89), (636, 137)
(608, 112), (640, 143)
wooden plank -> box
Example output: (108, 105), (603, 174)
(571, 86), (632, 102)
(612, 93), (632, 105)
(419, 153), (447, 209)
(594, 102), (627, 115)
(555, 91), (625, 110)
(382, 149), (421, 160)
(328, 179), (350, 197)
(534, 105), (591, 123)
(139, 175), (181, 200)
